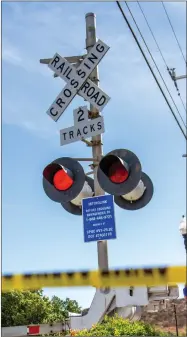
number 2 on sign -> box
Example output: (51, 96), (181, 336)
(77, 108), (84, 122)
(73, 106), (88, 127)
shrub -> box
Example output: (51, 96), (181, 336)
(70, 315), (171, 336)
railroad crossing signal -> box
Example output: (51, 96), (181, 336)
(42, 150), (153, 214)
(43, 157), (94, 215)
(46, 39), (110, 122)
(42, 37), (154, 215)
(97, 149), (154, 210)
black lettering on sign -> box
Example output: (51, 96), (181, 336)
(51, 55), (60, 67)
(62, 133), (67, 140)
(66, 69), (72, 80)
(97, 95), (106, 106)
(90, 124), (95, 132)
(57, 62), (65, 73)
(84, 62), (91, 70)
(97, 121), (102, 130)
(77, 109), (84, 122)
(64, 89), (71, 98)
(88, 53), (98, 64)
(91, 91), (99, 102)
(63, 66), (70, 76)
(83, 126), (88, 134)
(50, 107), (58, 117)
(87, 87), (95, 97)
(77, 128), (82, 137)
(69, 131), (74, 139)
(70, 79), (79, 89)
(56, 98), (65, 108)
(96, 43), (104, 53)
(81, 81), (90, 93)
(77, 69), (86, 78)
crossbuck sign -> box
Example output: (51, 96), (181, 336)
(47, 40), (110, 122)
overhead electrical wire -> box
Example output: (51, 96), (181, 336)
(161, 1), (187, 66)
(124, 1), (186, 130)
(137, 1), (168, 68)
(179, 94), (187, 112)
(116, 1), (187, 140)
(136, 1), (187, 116)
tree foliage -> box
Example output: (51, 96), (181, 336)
(1, 290), (81, 327)
(71, 315), (170, 336)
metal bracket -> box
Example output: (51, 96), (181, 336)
(86, 171), (94, 176)
(81, 138), (93, 146)
(88, 110), (100, 119)
(39, 55), (87, 65)
(72, 158), (98, 162)
(89, 163), (97, 169)
(91, 140), (103, 146)
(81, 139), (102, 147)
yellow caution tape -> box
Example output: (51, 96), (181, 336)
(2, 266), (186, 291)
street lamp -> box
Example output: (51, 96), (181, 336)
(179, 215), (187, 299)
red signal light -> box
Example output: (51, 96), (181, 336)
(108, 162), (129, 183)
(53, 169), (73, 191)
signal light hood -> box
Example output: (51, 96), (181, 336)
(43, 157), (85, 203)
(97, 149), (142, 196)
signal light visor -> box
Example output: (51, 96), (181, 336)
(99, 154), (129, 184)
(43, 163), (74, 191)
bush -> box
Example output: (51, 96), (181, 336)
(70, 315), (171, 336)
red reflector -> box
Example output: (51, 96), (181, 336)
(28, 326), (40, 335)
(53, 169), (73, 191)
(109, 162), (129, 183)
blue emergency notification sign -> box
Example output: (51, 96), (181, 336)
(82, 194), (116, 243)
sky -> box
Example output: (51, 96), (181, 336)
(2, 1), (186, 310)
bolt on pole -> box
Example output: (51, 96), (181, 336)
(85, 13), (109, 271)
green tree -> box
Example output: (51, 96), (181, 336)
(47, 296), (82, 323)
(1, 290), (51, 327)
(1, 290), (81, 327)
(71, 315), (170, 336)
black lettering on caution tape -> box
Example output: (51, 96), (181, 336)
(66, 272), (75, 278)
(3, 274), (14, 279)
(158, 268), (167, 276)
(143, 268), (153, 276)
(52, 273), (61, 278)
(80, 272), (89, 278)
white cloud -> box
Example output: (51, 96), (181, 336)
(2, 44), (22, 65)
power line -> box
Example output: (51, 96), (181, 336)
(179, 94), (186, 113)
(136, 2), (187, 117)
(116, 1), (187, 140)
(161, 2), (187, 66)
(137, 1), (168, 68)
(124, 1), (186, 129)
